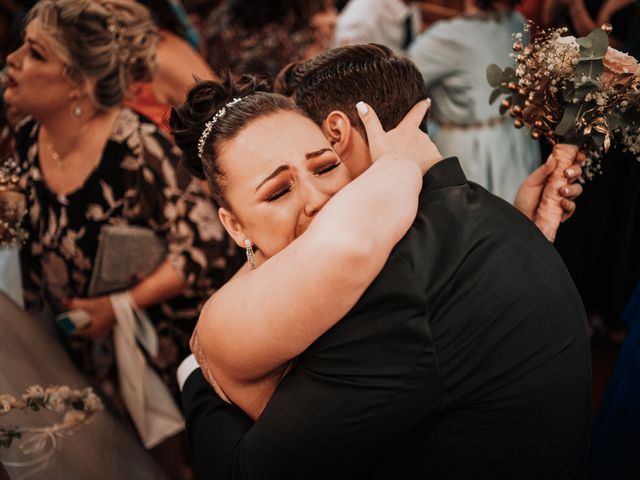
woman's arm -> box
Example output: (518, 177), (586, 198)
(198, 101), (441, 385)
(71, 260), (185, 339)
(129, 260), (185, 308)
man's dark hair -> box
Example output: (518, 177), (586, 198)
(274, 43), (428, 139)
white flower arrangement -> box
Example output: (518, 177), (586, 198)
(0, 385), (103, 452)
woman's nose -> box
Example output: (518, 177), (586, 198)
(301, 181), (330, 217)
(6, 46), (23, 69)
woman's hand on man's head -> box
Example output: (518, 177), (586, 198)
(356, 99), (443, 175)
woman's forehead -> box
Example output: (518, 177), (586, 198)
(219, 111), (330, 184)
(225, 111), (328, 162)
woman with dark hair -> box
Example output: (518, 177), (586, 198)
(203, 0), (337, 79)
(408, 0), (539, 204)
(170, 75), (437, 419)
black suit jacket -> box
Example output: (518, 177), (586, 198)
(182, 157), (591, 479)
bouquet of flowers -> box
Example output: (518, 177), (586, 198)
(487, 24), (640, 241)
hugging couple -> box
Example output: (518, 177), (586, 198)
(171, 44), (591, 479)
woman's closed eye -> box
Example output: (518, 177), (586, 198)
(265, 182), (293, 202)
(313, 161), (341, 176)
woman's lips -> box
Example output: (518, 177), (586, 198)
(4, 74), (17, 89)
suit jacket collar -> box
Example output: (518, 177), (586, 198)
(422, 157), (467, 195)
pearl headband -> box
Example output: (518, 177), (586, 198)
(197, 97), (243, 161)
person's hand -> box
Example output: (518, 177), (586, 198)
(356, 98), (443, 174)
(68, 296), (116, 340)
(514, 150), (586, 222)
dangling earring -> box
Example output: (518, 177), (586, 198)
(244, 239), (256, 270)
(71, 100), (83, 118)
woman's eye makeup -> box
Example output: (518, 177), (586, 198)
(265, 183), (293, 202)
(313, 161), (340, 176)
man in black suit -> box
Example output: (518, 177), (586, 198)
(178, 45), (591, 479)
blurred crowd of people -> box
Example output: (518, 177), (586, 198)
(0, 1), (639, 479)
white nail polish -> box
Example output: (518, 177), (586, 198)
(356, 101), (368, 115)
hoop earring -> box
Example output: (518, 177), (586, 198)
(71, 101), (83, 118)
(244, 239), (256, 270)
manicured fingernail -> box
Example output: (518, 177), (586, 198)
(566, 169), (574, 177)
(563, 187), (570, 195)
(426, 98), (432, 107)
(356, 101), (368, 115)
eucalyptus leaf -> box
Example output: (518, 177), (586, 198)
(608, 113), (623, 131)
(555, 104), (580, 137)
(587, 28), (609, 57)
(575, 78), (601, 94)
(575, 60), (604, 82)
(576, 37), (593, 49)
(489, 88), (502, 105)
(578, 55), (606, 61)
(503, 67), (517, 82)
(486, 64), (503, 87)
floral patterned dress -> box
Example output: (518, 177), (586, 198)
(15, 108), (238, 405)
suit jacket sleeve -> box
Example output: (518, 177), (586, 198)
(181, 247), (440, 479)
(181, 369), (253, 479)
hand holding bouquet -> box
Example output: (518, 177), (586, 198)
(487, 24), (640, 241)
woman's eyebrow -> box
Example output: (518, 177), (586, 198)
(305, 148), (332, 160)
(255, 165), (290, 192)
(26, 38), (46, 52)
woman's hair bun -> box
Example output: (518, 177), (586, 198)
(170, 74), (271, 180)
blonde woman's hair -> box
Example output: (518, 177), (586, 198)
(26, 0), (157, 110)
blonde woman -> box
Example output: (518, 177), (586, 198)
(3, 1), (230, 477)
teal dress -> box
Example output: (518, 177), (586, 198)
(409, 11), (540, 202)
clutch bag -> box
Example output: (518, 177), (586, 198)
(87, 225), (166, 297)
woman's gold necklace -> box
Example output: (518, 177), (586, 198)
(43, 122), (90, 170)
(47, 141), (66, 169)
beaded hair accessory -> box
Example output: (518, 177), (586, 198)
(106, 16), (134, 64)
(197, 97), (243, 161)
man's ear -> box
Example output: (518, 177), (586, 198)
(218, 207), (246, 248)
(321, 110), (353, 157)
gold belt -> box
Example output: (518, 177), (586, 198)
(437, 116), (507, 130)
